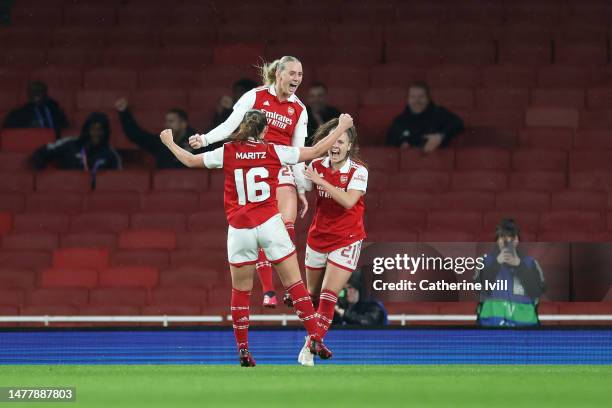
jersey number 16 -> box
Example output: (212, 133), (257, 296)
(234, 167), (271, 205)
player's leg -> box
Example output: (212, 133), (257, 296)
(296, 267), (324, 366)
(227, 225), (259, 367)
(283, 246), (325, 308)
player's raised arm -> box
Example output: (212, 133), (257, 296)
(160, 129), (205, 168)
(189, 89), (256, 149)
(297, 114), (353, 163)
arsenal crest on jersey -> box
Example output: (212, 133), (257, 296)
(287, 106), (295, 116)
(340, 175), (348, 184)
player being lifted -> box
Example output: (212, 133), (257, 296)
(288, 118), (368, 366)
(159, 109), (353, 366)
(189, 56), (308, 308)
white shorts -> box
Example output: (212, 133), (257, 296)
(227, 213), (295, 266)
(305, 240), (363, 272)
(277, 165), (296, 188)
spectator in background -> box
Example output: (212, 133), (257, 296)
(209, 78), (258, 129)
(386, 82), (464, 152)
(31, 112), (121, 174)
(306, 82), (340, 144)
(334, 270), (387, 326)
(474, 218), (546, 327)
(3, 81), (69, 139)
(115, 97), (202, 169)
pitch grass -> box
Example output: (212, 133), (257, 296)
(0, 365), (610, 408)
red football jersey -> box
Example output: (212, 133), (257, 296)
(203, 139), (300, 228)
(239, 86), (307, 146)
(307, 157), (368, 253)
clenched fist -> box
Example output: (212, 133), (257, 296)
(159, 129), (173, 146)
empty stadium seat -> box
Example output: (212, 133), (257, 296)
(40, 268), (98, 288)
(99, 266), (158, 288)
(2, 232), (58, 251)
(0, 268), (36, 289)
(140, 192), (200, 212)
(480, 65), (537, 88)
(518, 128), (573, 150)
(509, 171), (567, 191)
(89, 288), (148, 307)
(496, 190), (550, 212)
(573, 130), (612, 149)
(540, 211), (604, 232)
(153, 169), (209, 192)
(379, 191), (434, 211)
(0, 172), (34, 193)
(550, 190), (607, 211)
(111, 250), (170, 269)
(130, 212), (187, 231)
(450, 171), (508, 192)
(512, 149), (568, 172)
(0, 288), (24, 307)
(25, 288), (89, 308)
(483, 211), (540, 233)
(367, 211), (427, 232)
(60, 232), (117, 249)
(159, 266), (218, 288)
(94, 171), (150, 192)
(53, 247), (110, 270)
(525, 107), (579, 128)
(13, 213), (70, 233)
(475, 88), (529, 110)
(427, 211), (482, 233)
(118, 229), (177, 250)
(569, 171), (612, 191)
(531, 88), (586, 109)
(70, 212), (129, 233)
(151, 287), (208, 307)
(387, 170), (451, 193)
(455, 147), (511, 171)
(400, 149), (455, 171)
(432, 191), (496, 211)
(0, 129), (55, 153)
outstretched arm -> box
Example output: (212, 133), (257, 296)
(297, 114), (353, 163)
(159, 129), (205, 168)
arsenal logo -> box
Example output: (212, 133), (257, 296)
(340, 175), (348, 183)
(287, 106), (295, 116)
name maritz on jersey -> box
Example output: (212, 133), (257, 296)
(261, 109), (292, 130)
(236, 152), (267, 160)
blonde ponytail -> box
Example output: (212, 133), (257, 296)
(259, 56), (301, 86)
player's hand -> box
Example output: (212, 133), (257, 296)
(298, 193), (309, 218)
(159, 129), (173, 146)
(423, 133), (443, 153)
(189, 134), (207, 149)
(115, 97), (128, 112)
(304, 166), (324, 186)
(337, 113), (353, 131)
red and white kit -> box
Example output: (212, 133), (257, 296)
(204, 85), (308, 192)
(203, 139), (301, 266)
(305, 157), (368, 272)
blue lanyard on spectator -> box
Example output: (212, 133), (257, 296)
(80, 147), (104, 189)
(34, 105), (54, 129)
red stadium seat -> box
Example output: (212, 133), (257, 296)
(454, 127), (518, 149)
(369, 65), (427, 89)
(60, 233), (117, 249)
(46, 47), (104, 69)
(550, 190), (607, 211)
(432, 191), (496, 211)
(432, 88), (474, 110)
(518, 128), (573, 150)
(63, 4), (117, 26)
(13, 213), (70, 233)
(94, 171), (150, 192)
(569, 171), (612, 191)
(20, 305), (78, 316)
(315, 66), (370, 90)
(0, 129), (55, 153)
(140, 192), (200, 213)
(103, 47), (159, 69)
(359, 147), (399, 171)
(0, 251), (51, 270)
(0, 172), (34, 193)
(357, 105), (402, 142)
(555, 42), (607, 66)
(379, 191), (434, 211)
(25, 193), (83, 214)
(400, 149), (455, 171)
(107, 26), (159, 48)
(525, 107), (579, 128)
(99, 266), (158, 288)
(0, 193), (25, 213)
(70, 212), (129, 233)
(25, 288), (89, 307)
(160, 27), (216, 48)
(79, 305), (141, 319)
(498, 40), (552, 65)
(427, 211), (482, 233)
(579, 109), (612, 129)
(455, 147), (511, 171)
(130, 90), (188, 111)
(395, 1), (448, 22)
(466, 109), (524, 129)
(325, 88), (360, 112)
(118, 229), (177, 250)
(130, 212), (187, 231)
(480, 65), (537, 88)
(40, 268), (98, 288)
(11, 5), (63, 26)
(159, 266), (218, 288)
(483, 211), (540, 233)
(440, 42), (496, 65)
(450, 171), (508, 192)
(586, 88), (612, 109)
(536, 66), (591, 88)
(116, 5), (166, 26)
(366, 210), (427, 232)
(187, 212), (229, 232)
(386, 170), (450, 193)
(111, 250), (170, 269)
(496, 190), (551, 212)
(0, 212), (12, 235)
(366, 227), (419, 242)
(89, 288), (148, 307)
(512, 149), (568, 172)
(35, 172), (90, 193)
(83, 68), (138, 91)
(176, 231), (228, 251)
(385, 44), (440, 67)
(170, 249), (228, 269)
(142, 305), (201, 315)
(51, 27), (106, 48)
(53, 247), (109, 270)
(199, 192), (225, 212)
(0, 268), (36, 289)
(0, 289), (24, 307)
(138, 68), (196, 90)
(574, 130), (612, 150)
(419, 230), (477, 242)
(83, 192), (141, 212)
(151, 287), (207, 307)
(360, 89), (407, 107)
(0, 153), (28, 171)
(531, 88), (586, 109)
(30, 66), (83, 92)
(213, 44), (265, 65)
(153, 169), (209, 192)
(76, 90), (128, 111)
(509, 171), (567, 191)
(540, 211), (604, 232)
(475, 89), (529, 110)
(2, 232), (58, 251)
(570, 151), (612, 171)
(426, 65), (480, 88)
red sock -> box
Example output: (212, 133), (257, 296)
(284, 221), (296, 245)
(287, 280), (318, 337)
(256, 249), (274, 293)
(231, 288), (251, 350)
(316, 289), (338, 341)
(309, 292), (320, 310)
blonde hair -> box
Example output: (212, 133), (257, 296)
(231, 110), (267, 142)
(259, 56), (301, 86)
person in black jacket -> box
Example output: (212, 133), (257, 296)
(386, 82), (464, 152)
(32, 112), (121, 175)
(334, 270), (387, 326)
(306, 82), (341, 145)
(115, 98), (203, 169)
(3, 81), (69, 139)
(210, 78), (258, 130)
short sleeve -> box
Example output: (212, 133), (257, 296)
(202, 145), (224, 169)
(347, 166), (368, 192)
(273, 145), (300, 165)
